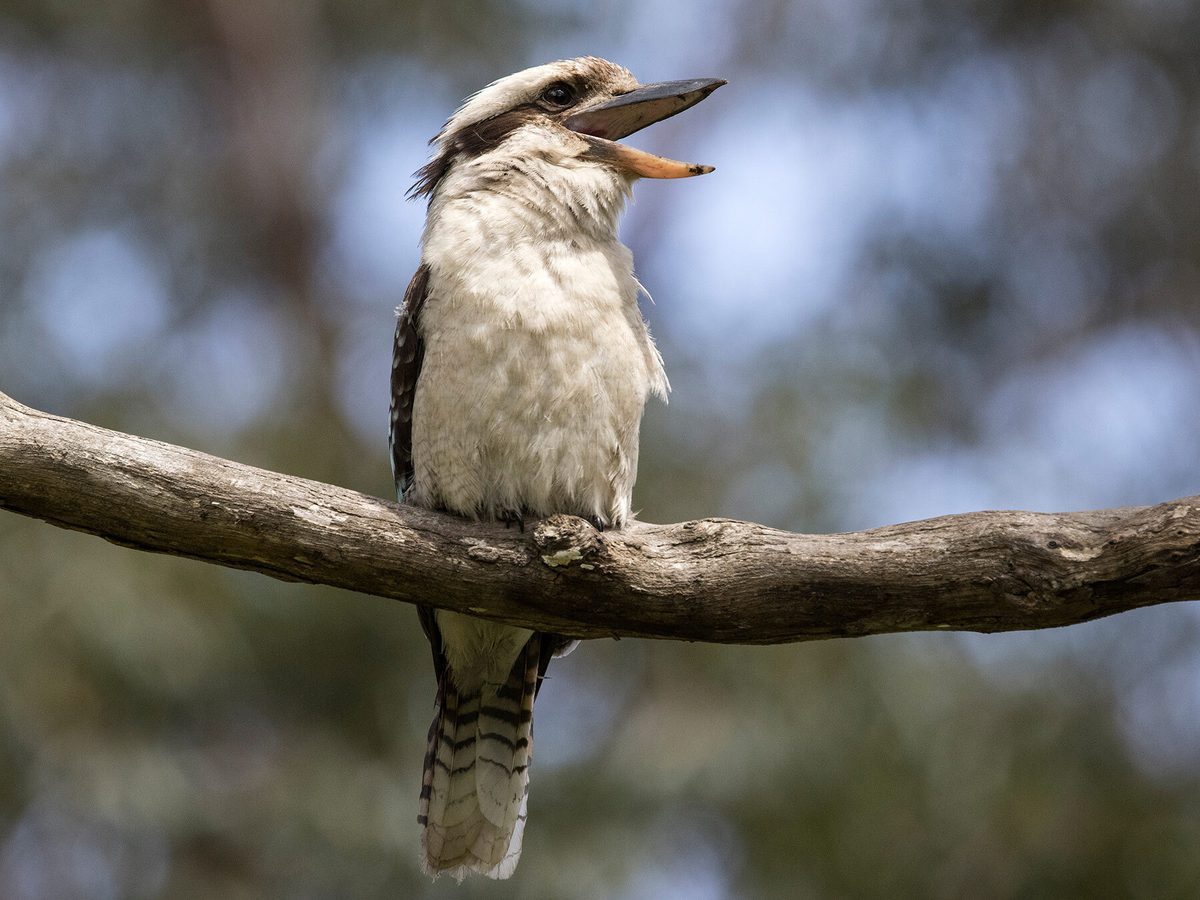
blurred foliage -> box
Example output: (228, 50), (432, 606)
(2, 0), (1200, 897)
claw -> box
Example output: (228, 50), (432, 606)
(499, 508), (526, 533)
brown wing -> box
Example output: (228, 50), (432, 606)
(390, 265), (430, 498)
(390, 266), (445, 685)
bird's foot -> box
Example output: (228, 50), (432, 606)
(499, 508), (526, 533)
(588, 515), (607, 532)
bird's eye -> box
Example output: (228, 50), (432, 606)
(539, 82), (576, 108)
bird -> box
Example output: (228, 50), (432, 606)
(389, 56), (724, 880)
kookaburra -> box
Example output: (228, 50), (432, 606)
(389, 56), (723, 880)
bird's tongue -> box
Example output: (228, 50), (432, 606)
(580, 135), (714, 179)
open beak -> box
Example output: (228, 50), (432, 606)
(566, 77), (725, 179)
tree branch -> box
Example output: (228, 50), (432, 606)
(2, 389), (1198, 644)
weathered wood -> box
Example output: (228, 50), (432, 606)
(2, 389), (1198, 643)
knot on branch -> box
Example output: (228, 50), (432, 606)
(533, 514), (604, 571)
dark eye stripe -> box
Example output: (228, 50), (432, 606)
(409, 107), (543, 197)
(410, 80), (587, 198)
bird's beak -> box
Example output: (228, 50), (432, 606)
(566, 77), (725, 179)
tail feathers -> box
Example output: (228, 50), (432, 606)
(419, 637), (540, 880)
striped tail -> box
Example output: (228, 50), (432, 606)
(418, 636), (540, 880)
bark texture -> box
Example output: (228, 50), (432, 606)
(2, 390), (1198, 644)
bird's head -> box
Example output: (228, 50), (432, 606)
(411, 57), (724, 214)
